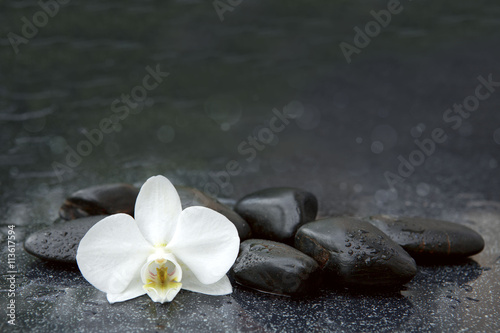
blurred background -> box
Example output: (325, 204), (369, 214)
(1, 0), (499, 331)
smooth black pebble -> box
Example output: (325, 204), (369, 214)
(364, 215), (485, 260)
(176, 186), (251, 240)
(232, 239), (320, 296)
(59, 183), (251, 240)
(234, 187), (318, 244)
(295, 217), (417, 287)
(24, 215), (108, 264)
(59, 184), (138, 220)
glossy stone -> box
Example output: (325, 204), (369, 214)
(234, 188), (318, 244)
(59, 183), (251, 240)
(295, 217), (417, 287)
(232, 239), (320, 296)
(364, 215), (485, 260)
(59, 184), (138, 220)
(176, 186), (251, 240)
(24, 216), (108, 264)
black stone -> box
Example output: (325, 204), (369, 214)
(295, 217), (417, 287)
(232, 239), (320, 296)
(59, 183), (251, 240)
(364, 215), (485, 260)
(234, 187), (318, 244)
(24, 215), (108, 264)
(176, 186), (252, 240)
(59, 184), (138, 220)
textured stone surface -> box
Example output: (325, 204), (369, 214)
(24, 216), (108, 264)
(364, 215), (485, 260)
(295, 217), (417, 287)
(59, 184), (251, 240)
(59, 184), (138, 220)
(234, 187), (317, 244)
(232, 239), (319, 296)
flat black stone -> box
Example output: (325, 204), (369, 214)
(59, 184), (138, 220)
(176, 186), (252, 240)
(234, 187), (318, 244)
(232, 239), (320, 296)
(59, 183), (251, 240)
(364, 215), (485, 260)
(295, 217), (417, 287)
(24, 215), (108, 264)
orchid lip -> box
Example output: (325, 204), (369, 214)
(141, 251), (182, 303)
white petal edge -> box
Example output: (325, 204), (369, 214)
(134, 175), (182, 244)
(166, 206), (240, 285)
(182, 267), (233, 296)
(76, 214), (153, 295)
(107, 272), (146, 304)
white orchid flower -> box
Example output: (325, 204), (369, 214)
(76, 175), (240, 303)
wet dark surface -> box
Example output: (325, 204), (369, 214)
(1, 0), (500, 331)
(295, 217), (418, 287)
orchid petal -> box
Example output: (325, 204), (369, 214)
(167, 206), (240, 285)
(107, 273), (145, 304)
(134, 175), (182, 244)
(181, 267), (232, 296)
(76, 214), (153, 295)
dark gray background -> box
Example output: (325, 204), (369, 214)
(1, 0), (499, 331)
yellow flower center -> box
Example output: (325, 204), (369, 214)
(141, 250), (182, 303)
(144, 261), (182, 295)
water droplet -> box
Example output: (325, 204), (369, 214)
(416, 183), (431, 196)
(371, 141), (384, 154)
(204, 95), (242, 130)
(294, 104), (322, 130)
(463, 285), (473, 292)
(49, 136), (67, 154)
(157, 125), (175, 143)
(371, 124), (398, 150)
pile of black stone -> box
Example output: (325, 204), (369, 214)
(25, 183), (485, 297)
